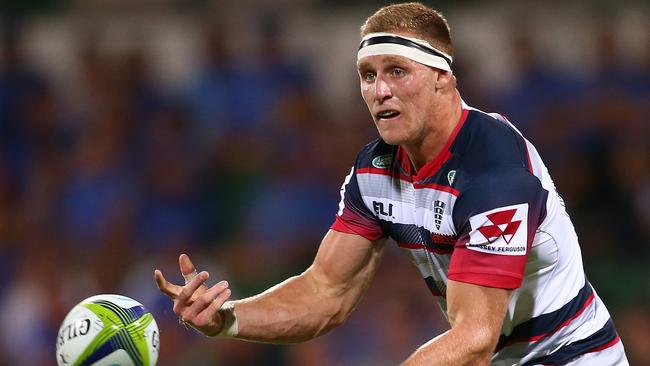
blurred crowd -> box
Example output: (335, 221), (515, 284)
(1, 3), (649, 366)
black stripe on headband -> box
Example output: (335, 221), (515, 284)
(359, 35), (452, 66)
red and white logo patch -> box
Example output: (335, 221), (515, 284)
(467, 203), (528, 256)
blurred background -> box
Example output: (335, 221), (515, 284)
(1, 0), (649, 365)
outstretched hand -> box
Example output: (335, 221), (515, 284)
(155, 254), (232, 337)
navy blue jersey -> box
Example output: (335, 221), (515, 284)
(332, 104), (627, 364)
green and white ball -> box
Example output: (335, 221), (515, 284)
(56, 294), (159, 366)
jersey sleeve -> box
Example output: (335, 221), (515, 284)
(330, 165), (385, 241)
(449, 167), (547, 289)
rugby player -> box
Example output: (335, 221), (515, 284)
(155, 3), (629, 364)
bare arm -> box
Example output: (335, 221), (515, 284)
(402, 280), (512, 365)
(155, 230), (385, 343)
(234, 230), (385, 342)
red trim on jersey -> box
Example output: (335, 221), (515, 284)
(356, 167), (412, 182)
(412, 108), (469, 180)
(430, 288), (444, 297)
(397, 242), (453, 255)
(586, 335), (621, 354)
(431, 233), (456, 246)
(413, 182), (460, 196)
(356, 168), (460, 196)
(448, 272), (523, 289)
(502, 293), (596, 346)
(331, 216), (383, 241)
(398, 242), (424, 250)
(448, 236), (526, 289)
(358, 106), (469, 194)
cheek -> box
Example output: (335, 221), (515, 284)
(404, 90), (431, 118)
(360, 82), (372, 96)
(360, 84), (374, 106)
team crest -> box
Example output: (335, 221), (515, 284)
(447, 170), (456, 185)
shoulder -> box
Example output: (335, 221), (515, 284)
(450, 108), (547, 220)
(353, 138), (397, 170)
(454, 108), (533, 178)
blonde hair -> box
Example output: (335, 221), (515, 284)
(360, 2), (453, 58)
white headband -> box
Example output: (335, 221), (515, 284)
(357, 32), (453, 72)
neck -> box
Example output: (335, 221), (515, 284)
(405, 91), (462, 172)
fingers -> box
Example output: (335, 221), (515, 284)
(154, 269), (182, 298)
(197, 285), (232, 324)
(155, 254), (207, 301)
(183, 280), (231, 321)
(179, 253), (197, 281)
(196, 285), (233, 336)
(158, 254), (232, 336)
(177, 270), (210, 303)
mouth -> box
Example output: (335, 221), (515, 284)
(375, 109), (401, 121)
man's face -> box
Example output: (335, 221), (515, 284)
(357, 52), (440, 146)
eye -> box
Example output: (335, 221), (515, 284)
(391, 68), (405, 78)
(363, 72), (376, 82)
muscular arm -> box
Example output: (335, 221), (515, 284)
(232, 230), (385, 343)
(156, 229), (385, 343)
(402, 280), (512, 365)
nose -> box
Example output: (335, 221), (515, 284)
(374, 75), (392, 102)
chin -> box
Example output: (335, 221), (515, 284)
(375, 119), (411, 146)
(378, 131), (408, 146)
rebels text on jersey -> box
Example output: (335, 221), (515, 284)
(331, 105), (626, 364)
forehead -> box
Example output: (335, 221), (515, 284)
(357, 54), (417, 70)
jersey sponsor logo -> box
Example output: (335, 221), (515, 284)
(467, 203), (528, 256)
(433, 200), (446, 230)
(372, 200), (394, 219)
(372, 154), (393, 169)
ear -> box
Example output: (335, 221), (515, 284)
(434, 70), (455, 91)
